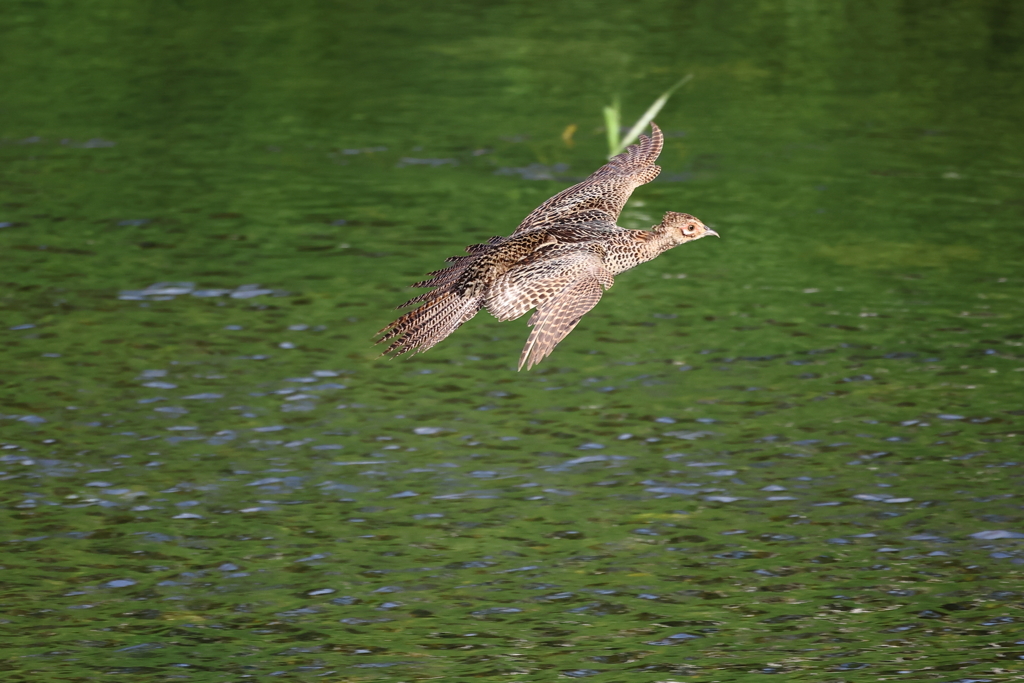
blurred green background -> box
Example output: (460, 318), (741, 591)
(1, 1), (1023, 681)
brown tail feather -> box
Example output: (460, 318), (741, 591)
(413, 265), (470, 288)
(378, 290), (483, 357)
(465, 237), (504, 254)
(379, 234), (509, 357)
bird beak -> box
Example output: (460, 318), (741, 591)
(704, 228), (720, 238)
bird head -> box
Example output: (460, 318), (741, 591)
(656, 212), (719, 245)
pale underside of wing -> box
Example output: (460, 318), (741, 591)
(512, 122), (664, 236)
(485, 248), (611, 323)
(482, 250), (613, 371)
(519, 276), (608, 371)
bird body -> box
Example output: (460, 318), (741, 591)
(378, 123), (718, 370)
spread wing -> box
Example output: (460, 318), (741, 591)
(513, 122), (663, 236)
(519, 276), (606, 371)
(480, 248), (614, 370)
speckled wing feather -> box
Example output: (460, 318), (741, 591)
(477, 248), (613, 370)
(512, 122), (664, 236)
(485, 247), (612, 322)
(519, 274), (608, 371)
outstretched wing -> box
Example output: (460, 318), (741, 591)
(519, 276), (606, 371)
(480, 248), (613, 370)
(513, 122), (664, 236)
(485, 247), (612, 321)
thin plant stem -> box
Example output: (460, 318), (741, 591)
(606, 74), (693, 158)
(602, 95), (621, 160)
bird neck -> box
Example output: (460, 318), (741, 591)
(641, 227), (683, 258)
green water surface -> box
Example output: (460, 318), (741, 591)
(2, 1), (1023, 681)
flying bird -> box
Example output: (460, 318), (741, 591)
(377, 122), (718, 370)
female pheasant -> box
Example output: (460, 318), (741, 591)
(377, 122), (718, 370)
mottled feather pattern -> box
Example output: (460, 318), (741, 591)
(379, 290), (482, 356)
(520, 275), (607, 371)
(485, 247), (610, 322)
(376, 123), (719, 368)
(512, 124), (663, 236)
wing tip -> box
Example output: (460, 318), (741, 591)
(609, 121), (664, 168)
(642, 121), (664, 162)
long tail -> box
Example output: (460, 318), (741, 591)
(377, 235), (507, 358)
(377, 290), (483, 357)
